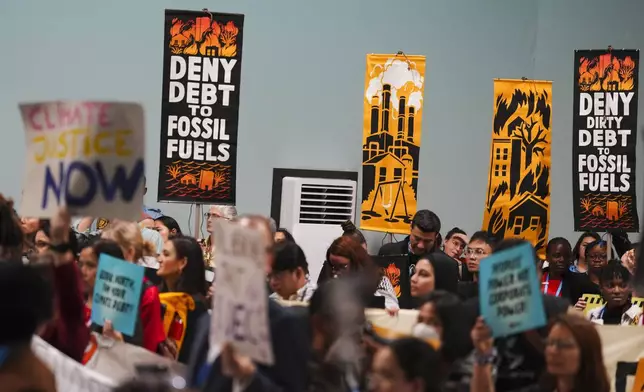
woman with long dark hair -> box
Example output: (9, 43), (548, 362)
(154, 215), (183, 242)
(570, 232), (600, 274)
(370, 337), (443, 392)
(157, 236), (208, 363)
(471, 314), (610, 392)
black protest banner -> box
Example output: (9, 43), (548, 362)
(372, 255), (412, 309)
(158, 9), (244, 203)
(573, 49), (639, 232)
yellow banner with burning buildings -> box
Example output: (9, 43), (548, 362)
(360, 54), (425, 234)
(482, 79), (552, 258)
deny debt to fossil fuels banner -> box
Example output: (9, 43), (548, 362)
(360, 53), (426, 235)
(573, 49), (639, 232)
(158, 9), (244, 204)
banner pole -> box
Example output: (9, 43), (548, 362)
(606, 232), (613, 260)
(194, 203), (202, 238)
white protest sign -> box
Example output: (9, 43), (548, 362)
(32, 336), (116, 392)
(209, 219), (274, 365)
(19, 101), (145, 220)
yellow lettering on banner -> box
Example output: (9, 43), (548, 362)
(30, 129), (133, 163)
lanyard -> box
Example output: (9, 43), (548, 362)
(542, 273), (563, 297)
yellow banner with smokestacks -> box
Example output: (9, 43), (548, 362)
(360, 53), (426, 234)
(482, 79), (552, 258)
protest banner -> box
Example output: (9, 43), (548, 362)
(360, 53), (426, 234)
(208, 219), (273, 364)
(82, 332), (184, 384)
(482, 79), (552, 258)
(91, 254), (144, 336)
(372, 255), (412, 309)
(478, 242), (546, 337)
(359, 309), (644, 392)
(158, 9), (244, 204)
(32, 336), (116, 392)
(572, 49), (639, 231)
(19, 101), (145, 220)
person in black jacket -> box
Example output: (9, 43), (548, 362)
(186, 214), (310, 392)
(377, 209), (441, 277)
(461, 239), (571, 392)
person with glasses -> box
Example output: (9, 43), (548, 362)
(456, 231), (495, 300)
(570, 232), (601, 274)
(470, 314), (610, 392)
(200, 205), (238, 267)
(464, 239), (571, 392)
(320, 236), (399, 311)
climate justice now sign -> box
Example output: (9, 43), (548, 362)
(19, 101), (145, 220)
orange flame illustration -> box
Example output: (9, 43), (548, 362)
(578, 53), (636, 91)
(169, 17), (239, 57)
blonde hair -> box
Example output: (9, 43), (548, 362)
(102, 221), (156, 261)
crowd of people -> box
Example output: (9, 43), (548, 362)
(0, 190), (641, 392)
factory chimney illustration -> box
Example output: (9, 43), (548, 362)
(381, 84), (391, 143)
(407, 107), (415, 143)
(370, 96), (379, 135)
(367, 83), (417, 154)
(397, 96), (406, 139)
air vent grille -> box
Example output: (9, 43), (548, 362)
(298, 184), (355, 224)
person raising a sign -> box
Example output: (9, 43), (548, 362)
(101, 221), (166, 354)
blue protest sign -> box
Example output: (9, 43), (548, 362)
(478, 242), (546, 337)
(91, 254), (144, 336)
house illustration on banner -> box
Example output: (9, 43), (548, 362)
(484, 87), (551, 255)
(181, 174), (197, 185)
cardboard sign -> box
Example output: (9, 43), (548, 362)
(32, 336), (116, 392)
(209, 219), (273, 365)
(91, 254), (144, 336)
(19, 101), (145, 220)
(478, 242), (546, 337)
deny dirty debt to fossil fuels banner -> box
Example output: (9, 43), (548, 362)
(573, 49), (639, 232)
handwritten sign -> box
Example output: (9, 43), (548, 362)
(19, 101), (145, 220)
(478, 242), (546, 337)
(91, 254), (144, 336)
(209, 219), (273, 365)
(32, 336), (116, 392)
